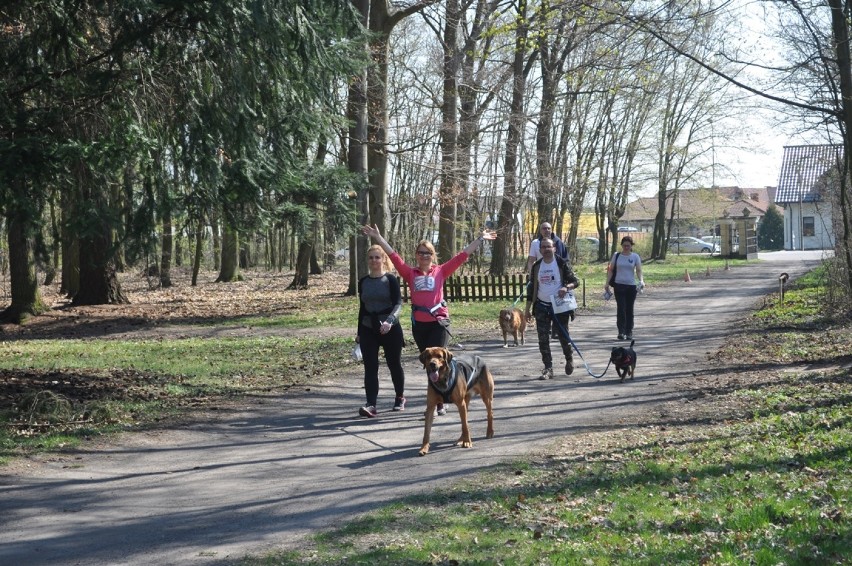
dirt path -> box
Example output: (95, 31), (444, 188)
(0, 252), (827, 565)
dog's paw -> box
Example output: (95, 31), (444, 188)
(418, 445), (430, 456)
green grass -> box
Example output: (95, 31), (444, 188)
(243, 261), (852, 565)
(220, 303), (361, 329)
(0, 336), (351, 462)
(0, 336), (348, 380)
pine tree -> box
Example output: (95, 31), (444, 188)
(759, 205), (784, 251)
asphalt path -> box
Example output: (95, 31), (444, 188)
(0, 251), (829, 565)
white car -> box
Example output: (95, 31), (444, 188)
(576, 236), (599, 250)
(668, 236), (718, 253)
(702, 235), (738, 252)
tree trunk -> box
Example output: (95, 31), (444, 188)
(310, 214), (323, 275)
(828, 0), (852, 293)
(159, 186), (173, 288)
(192, 218), (204, 287)
(60, 186), (80, 298)
(211, 213), (221, 271)
(491, 0), (529, 276)
(288, 241), (313, 289)
(174, 228), (183, 267)
(1, 214), (47, 323)
(72, 168), (127, 306)
(44, 193), (60, 286)
(72, 219), (128, 306)
(437, 0), (460, 264)
(346, 0), (370, 295)
(216, 222), (240, 282)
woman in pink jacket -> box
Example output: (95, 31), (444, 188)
(362, 224), (495, 414)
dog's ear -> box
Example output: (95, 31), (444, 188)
(442, 348), (453, 364)
(419, 349), (431, 367)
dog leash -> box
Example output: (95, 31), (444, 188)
(510, 280), (529, 307)
(551, 306), (611, 379)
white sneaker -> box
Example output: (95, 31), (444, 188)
(539, 367), (554, 380)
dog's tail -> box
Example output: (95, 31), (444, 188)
(629, 339), (635, 348)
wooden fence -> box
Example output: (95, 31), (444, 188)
(398, 274), (528, 304)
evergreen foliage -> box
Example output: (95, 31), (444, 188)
(759, 205), (784, 251)
(0, 0), (367, 310)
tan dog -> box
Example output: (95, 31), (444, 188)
(499, 307), (526, 348)
(418, 347), (495, 456)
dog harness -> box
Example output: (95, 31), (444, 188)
(429, 356), (486, 403)
(617, 351), (635, 365)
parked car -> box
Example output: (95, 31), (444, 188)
(668, 236), (718, 253)
(576, 236), (600, 249)
(574, 237), (599, 260)
(701, 235), (738, 252)
(618, 226), (639, 232)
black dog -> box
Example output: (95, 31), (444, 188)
(610, 339), (636, 382)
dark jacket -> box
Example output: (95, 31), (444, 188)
(357, 273), (402, 331)
(525, 256), (580, 308)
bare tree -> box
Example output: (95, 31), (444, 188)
(627, 0), (851, 292)
(491, 0), (536, 275)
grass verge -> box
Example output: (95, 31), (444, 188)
(0, 336), (352, 463)
(244, 263), (851, 565)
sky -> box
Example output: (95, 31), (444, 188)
(711, 0), (835, 190)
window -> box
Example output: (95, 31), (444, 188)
(803, 216), (815, 237)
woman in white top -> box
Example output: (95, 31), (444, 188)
(603, 236), (645, 340)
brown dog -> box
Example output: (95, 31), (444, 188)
(499, 307), (526, 347)
(418, 347), (495, 456)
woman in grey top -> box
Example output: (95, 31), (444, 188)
(356, 245), (406, 417)
(603, 236), (645, 340)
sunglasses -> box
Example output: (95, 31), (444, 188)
(417, 250), (433, 257)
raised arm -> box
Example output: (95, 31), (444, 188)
(361, 224), (394, 255)
(462, 229), (496, 255)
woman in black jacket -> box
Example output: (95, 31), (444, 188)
(356, 245), (406, 417)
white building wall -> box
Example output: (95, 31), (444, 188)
(783, 202), (835, 250)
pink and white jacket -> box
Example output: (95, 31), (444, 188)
(389, 251), (469, 323)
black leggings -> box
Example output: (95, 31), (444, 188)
(613, 283), (638, 335)
(358, 323), (405, 406)
(411, 320), (449, 352)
